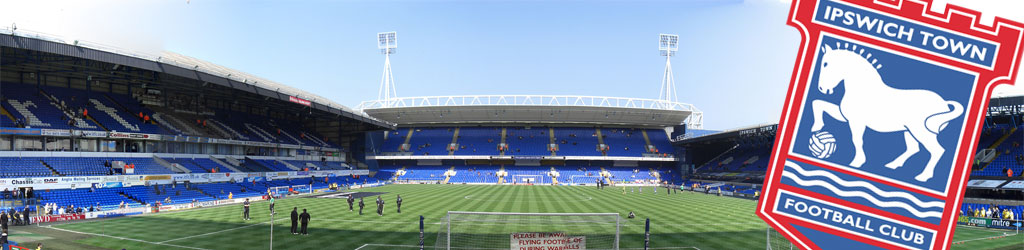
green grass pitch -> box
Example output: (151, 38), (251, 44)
(30, 185), (1024, 249)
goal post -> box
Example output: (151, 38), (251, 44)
(766, 227), (795, 250)
(436, 211), (621, 250)
(510, 175), (547, 184)
(270, 184), (312, 198)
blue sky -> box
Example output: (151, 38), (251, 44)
(1, 0), (1022, 130)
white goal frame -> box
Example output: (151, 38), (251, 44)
(270, 184), (313, 198)
(510, 174), (547, 184)
(442, 211), (621, 250)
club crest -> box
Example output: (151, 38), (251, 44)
(757, 0), (1024, 249)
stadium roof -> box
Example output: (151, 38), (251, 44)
(0, 27), (393, 133)
(357, 95), (702, 128)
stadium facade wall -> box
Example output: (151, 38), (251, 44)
(0, 169), (368, 190)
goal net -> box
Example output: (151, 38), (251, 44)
(766, 227), (795, 250)
(435, 211), (621, 250)
(270, 184), (312, 198)
(510, 175), (547, 184)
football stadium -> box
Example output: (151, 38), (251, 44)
(0, 1), (1023, 250)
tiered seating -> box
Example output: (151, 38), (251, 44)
(506, 127), (550, 155)
(0, 157), (53, 177)
(38, 87), (101, 130)
(237, 158), (273, 172)
(253, 159), (294, 172)
(456, 127), (500, 155)
(391, 166), (448, 182)
(701, 145), (772, 173)
(975, 125), (1009, 153)
(2, 84), (74, 129)
(162, 158), (212, 173)
(35, 187), (143, 210)
(602, 128), (647, 156)
(286, 160), (348, 170)
(553, 166), (601, 184)
(111, 157), (176, 175)
(407, 128), (454, 155)
(382, 130), (409, 152)
(196, 182), (263, 199)
(553, 128), (601, 156)
(44, 157), (110, 176)
(646, 129), (673, 153)
(135, 185), (216, 205)
(977, 125), (1024, 177)
(448, 166), (500, 183)
(103, 93), (163, 134)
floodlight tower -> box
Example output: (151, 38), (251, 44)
(658, 34), (679, 104)
(378, 31), (398, 107)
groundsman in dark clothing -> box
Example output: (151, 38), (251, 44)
(299, 209), (310, 235)
(358, 197), (365, 215)
(396, 195), (403, 213)
(290, 207), (299, 235)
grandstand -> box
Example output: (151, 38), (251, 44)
(0, 28), (389, 248)
(0, 14), (1018, 250)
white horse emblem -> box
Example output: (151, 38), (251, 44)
(811, 43), (964, 182)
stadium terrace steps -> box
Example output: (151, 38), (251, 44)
(40, 159), (61, 176)
(0, 105), (17, 125)
(277, 130), (304, 146)
(977, 127), (1018, 172)
(443, 166), (455, 184)
(152, 156), (189, 173)
(641, 130), (653, 148)
(449, 127), (461, 155)
(276, 159), (301, 171)
(202, 118), (234, 138)
(500, 128), (508, 156)
(697, 144), (739, 172)
(153, 112), (197, 135)
(244, 123), (276, 142)
(304, 131), (331, 147)
(550, 166), (559, 184)
(549, 128), (558, 156)
(7, 100), (50, 127)
(242, 158), (280, 172)
(210, 119), (248, 140)
(402, 128), (414, 151)
(498, 166), (505, 184)
(89, 99), (138, 131)
(209, 157), (243, 172)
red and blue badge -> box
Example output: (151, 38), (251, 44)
(757, 0), (1024, 249)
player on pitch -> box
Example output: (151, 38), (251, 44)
(242, 198), (251, 220)
(396, 195), (403, 214)
(376, 195), (385, 216)
(347, 194), (355, 211)
(358, 197), (365, 215)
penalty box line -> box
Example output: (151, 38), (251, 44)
(157, 217), (291, 244)
(355, 244), (701, 250)
(44, 225), (212, 250)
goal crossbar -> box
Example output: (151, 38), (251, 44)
(439, 211), (622, 250)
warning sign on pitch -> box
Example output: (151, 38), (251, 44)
(511, 232), (586, 250)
